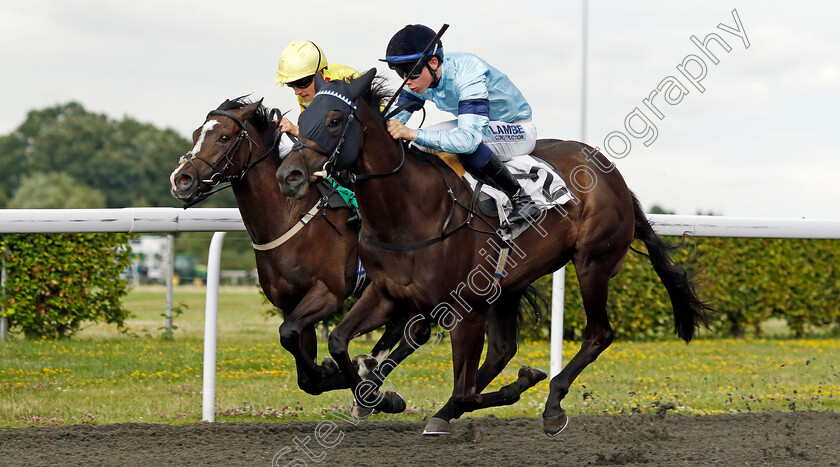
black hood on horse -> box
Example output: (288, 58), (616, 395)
(297, 70), (377, 170)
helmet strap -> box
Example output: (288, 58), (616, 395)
(426, 60), (441, 89)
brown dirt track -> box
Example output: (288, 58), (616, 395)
(1, 411), (838, 466)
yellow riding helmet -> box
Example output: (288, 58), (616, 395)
(275, 41), (328, 85)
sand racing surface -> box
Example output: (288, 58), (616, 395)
(1, 411), (838, 466)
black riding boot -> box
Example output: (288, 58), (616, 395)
(471, 155), (541, 225)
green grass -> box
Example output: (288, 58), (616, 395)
(1, 286), (838, 427)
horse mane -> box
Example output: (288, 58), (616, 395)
(216, 96), (279, 149)
(357, 74), (445, 169)
(362, 74), (395, 122)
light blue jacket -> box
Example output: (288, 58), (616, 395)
(393, 52), (532, 154)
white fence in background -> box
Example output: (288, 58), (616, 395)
(1, 208), (839, 421)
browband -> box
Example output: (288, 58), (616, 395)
(314, 90), (356, 109)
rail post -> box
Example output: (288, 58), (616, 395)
(202, 231), (227, 422)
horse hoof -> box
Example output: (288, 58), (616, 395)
(317, 357), (341, 380)
(519, 366), (548, 384)
(378, 391), (407, 414)
(350, 400), (379, 419)
(321, 356), (339, 371)
(543, 413), (570, 437)
(422, 417), (451, 436)
(352, 354), (378, 378)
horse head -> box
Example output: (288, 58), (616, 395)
(276, 69), (377, 199)
(170, 98), (266, 205)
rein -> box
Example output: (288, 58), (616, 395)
(357, 142), (473, 251)
(352, 138), (405, 182)
(293, 110), (406, 184)
(298, 127), (459, 251)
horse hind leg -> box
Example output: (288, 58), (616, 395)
(542, 255), (618, 436)
(427, 294), (545, 434)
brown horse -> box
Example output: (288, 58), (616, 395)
(276, 71), (712, 435)
(170, 97), (424, 397)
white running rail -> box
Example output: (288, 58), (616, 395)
(2, 209), (839, 420)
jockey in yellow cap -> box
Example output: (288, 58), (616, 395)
(274, 41), (359, 140)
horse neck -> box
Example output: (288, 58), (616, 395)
(353, 106), (456, 235)
(230, 143), (311, 245)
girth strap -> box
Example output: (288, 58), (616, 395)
(360, 221), (469, 251)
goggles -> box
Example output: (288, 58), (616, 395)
(390, 62), (423, 80)
(287, 74), (315, 89)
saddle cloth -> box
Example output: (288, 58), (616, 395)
(440, 153), (574, 234)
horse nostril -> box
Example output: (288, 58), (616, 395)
(177, 174), (193, 189)
(286, 170), (303, 184)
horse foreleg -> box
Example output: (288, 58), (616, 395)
(431, 295), (535, 425)
(327, 287), (401, 412)
(351, 312), (432, 417)
(543, 258), (615, 436)
(351, 311), (413, 379)
(278, 281), (348, 395)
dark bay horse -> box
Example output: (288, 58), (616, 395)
(170, 97), (422, 398)
(276, 70), (712, 435)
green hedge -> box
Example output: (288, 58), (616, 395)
(533, 237), (840, 340)
(0, 233), (133, 339)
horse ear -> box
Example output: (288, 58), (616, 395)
(347, 68), (377, 100)
(240, 98), (263, 120)
(314, 73), (326, 92)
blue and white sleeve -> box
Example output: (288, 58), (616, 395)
(391, 89), (425, 124)
(415, 62), (491, 154)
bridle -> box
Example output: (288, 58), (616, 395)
(294, 92), (405, 184)
(179, 108), (280, 208)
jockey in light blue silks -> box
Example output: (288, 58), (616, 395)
(383, 24), (541, 225)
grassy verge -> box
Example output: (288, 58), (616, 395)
(1, 286), (837, 427)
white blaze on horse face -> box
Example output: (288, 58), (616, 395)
(169, 119), (220, 190)
(169, 165), (183, 190)
(192, 119), (220, 156)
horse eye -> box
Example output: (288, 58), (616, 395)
(220, 135), (230, 143)
(329, 117), (341, 127)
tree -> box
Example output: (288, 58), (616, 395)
(0, 102), (90, 199)
(0, 101), (229, 208)
(649, 204), (676, 215)
(8, 172), (106, 209)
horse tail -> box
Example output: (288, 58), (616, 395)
(516, 284), (548, 342)
(631, 193), (712, 342)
